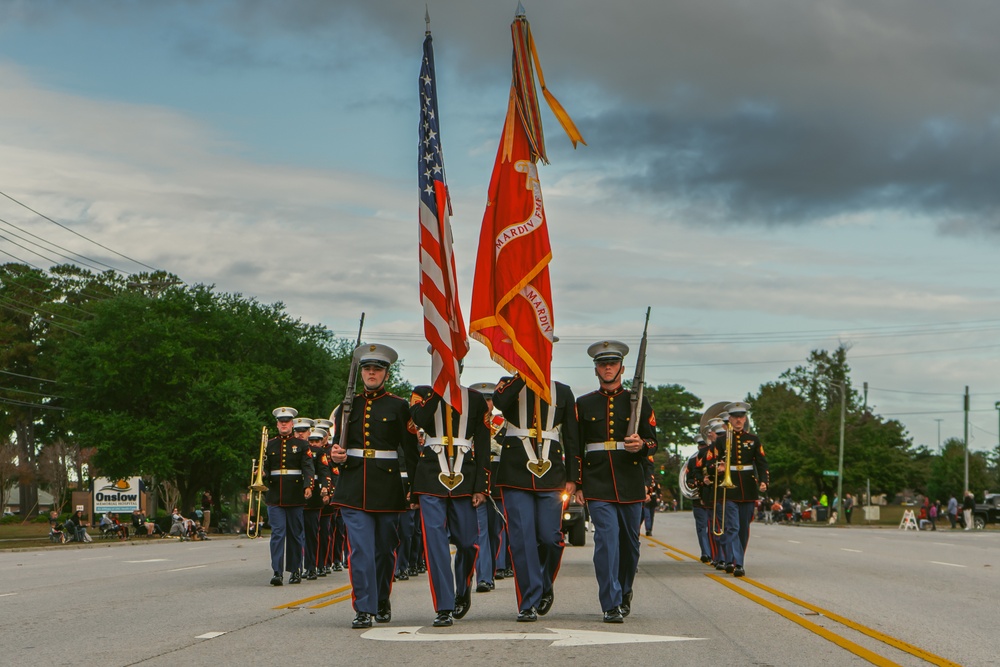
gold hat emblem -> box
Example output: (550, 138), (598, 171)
(370, 345), (377, 351)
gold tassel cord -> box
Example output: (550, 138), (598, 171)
(527, 26), (586, 148)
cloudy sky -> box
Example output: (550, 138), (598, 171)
(2, 1), (999, 455)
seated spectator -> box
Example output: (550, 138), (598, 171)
(66, 509), (89, 542)
(49, 511), (66, 543)
(131, 510), (146, 536)
(109, 512), (128, 540)
(169, 507), (192, 541)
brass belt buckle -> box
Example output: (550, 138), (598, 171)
(604, 441), (617, 450)
(526, 428), (538, 438)
(364, 449), (375, 459)
(440, 436), (453, 447)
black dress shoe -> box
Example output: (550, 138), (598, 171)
(538, 590), (554, 616)
(269, 572), (283, 586)
(351, 612), (373, 629)
(733, 565), (746, 577)
(306, 570), (317, 581)
(407, 566), (418, 577)
(289, 571), (302, 584)
(715, 561), (727, 571)
(725, 563), (735, 574)
(494, 569), (505, 580)
(375, 599), (392, 623)
(318, 567), (328, 577)
(603, 607), (624, 623)
(476, 581), (492, 593)
(395, 571), (409, 581)
(453, 590), (472, 619)
(502, 568), (514, 578)
(332, 562), (343, 572)
(516, 607), (538, 622)
(620, 590), (633, 617)
(700, 555), (711, 563)
(433, 611), (454, 627)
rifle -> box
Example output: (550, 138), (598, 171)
(332, 313), (366, 448)
(627, 307), (651, 437)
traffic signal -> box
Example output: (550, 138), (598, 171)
(659, 465), (665, 475)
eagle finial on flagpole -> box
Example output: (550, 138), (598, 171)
(425, 4), (431, 35)
(515, 1), (526, 18)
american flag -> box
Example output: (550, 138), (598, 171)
(419, 32), (468, 412)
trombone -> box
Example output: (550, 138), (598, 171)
(247, 426), (268, 539)
(711, 422), (737, 537)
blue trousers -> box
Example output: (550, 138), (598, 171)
(730, 500), (755, 566)
(588, 500), (642, 613)
(303, 508), (320, 571)
(268, 505), (304, 574)
(318, 512), (333, 567)
(396, 508), (414, 574)
(720, 500), (742, 566)
(641, 505), (654, 533)
(419, 495), (478, 612)
(692, 505), (712, 560)
(341, 508), (400, 614)
(487, 497), (509, 570)
(501, 488), (563, 612)
(474, 503), (493, 584)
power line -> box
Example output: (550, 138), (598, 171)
(0, 189), (160, 272)
(0, 369), (60, 384)
(0, 300), (82, 337)
(0, 217), (116, 274)
(0, 397), (66, 411)
(0, 386), (64, 400)
(0, 292), (85, 327)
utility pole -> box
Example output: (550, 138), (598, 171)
(963, 386), (969, 493)
(995, 402), (1000, 450)
(836, 382), (845, 524)
(934, 418), (943, 452)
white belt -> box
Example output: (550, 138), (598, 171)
(424, 436), (473, 451)
(730, 465), (754, 471)
(400, 472), (408, 479)
(346, 449), (398, 460)
(505, 426), (560, 442)
(585, 441), (627, 453)
(492, 455), (501, 463)
(270, 469), (302, 476)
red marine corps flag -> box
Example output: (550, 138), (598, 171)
(469, 6), (584, 403)
(419, 25), (469, 411)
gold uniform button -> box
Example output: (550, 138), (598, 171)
(364, 423), (370, 428)
(609, 420), (614, 426)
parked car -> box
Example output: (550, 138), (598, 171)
(561, 491), (586, 546)
(971, 494), (1000, 530)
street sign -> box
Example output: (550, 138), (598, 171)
(823, 470), (838, 477)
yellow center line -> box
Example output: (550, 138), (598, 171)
(708, 574), (902, 667)
(644, 535), (700, 561)
(310, 593), (354, 608)
(739, 578), (961, 667)
(273, 584), (352, 610)
(663, 551), (683, 561)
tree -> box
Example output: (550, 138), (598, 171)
(57, 282), (351, 513)
(750, 345), (919, 501)
(640, 384), (703, 501)
(928, 438), (992, 502)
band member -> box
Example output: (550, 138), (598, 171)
(574, 341), (657, 623)
(314, 418), (337, 577)
(719, 401), (768, 577)
(265, 407), (316, 586)
(292, 417), (314, 440)
(409, 383), (491, 627)
(303, 426), (333, 580)
(691, 421), (725, 565)
(330, 344), (420, 629)
(492, 372), (579, 622)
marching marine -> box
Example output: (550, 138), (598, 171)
(303, 424), (333, 580)
(492, 372), (579, 622)
(264, 407), (316, 586)
(330, 344), (420, 628)
(719, 401), (768, 577)
(574, 340), (658, 622)
(409, 383), (491, 627)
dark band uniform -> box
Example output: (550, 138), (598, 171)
(689, 431), (720, 564)
(303, 428), (333, 579)
(492, 374), (579, 620)
(722, 402), (768, 572)
(331, 344), (420, 626)
(576, 340), (657, 619)
(265, 407), (316, 583)
(409, 385), (491, 625)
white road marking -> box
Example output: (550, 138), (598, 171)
(168, 565), (207, 572)
(787, 540), (801, 544)
(0, 593), (17, 597)
(932, 543), (954, 547)
(841, 548), (862, 553)
(81, 556), (113, 561)
(195, 632), (226, 639)
(930, 561), (965, 568)
(123, 559), (169, 563)
(362, 626), (704, 647)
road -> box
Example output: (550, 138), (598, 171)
(1, 514), (995, 666)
